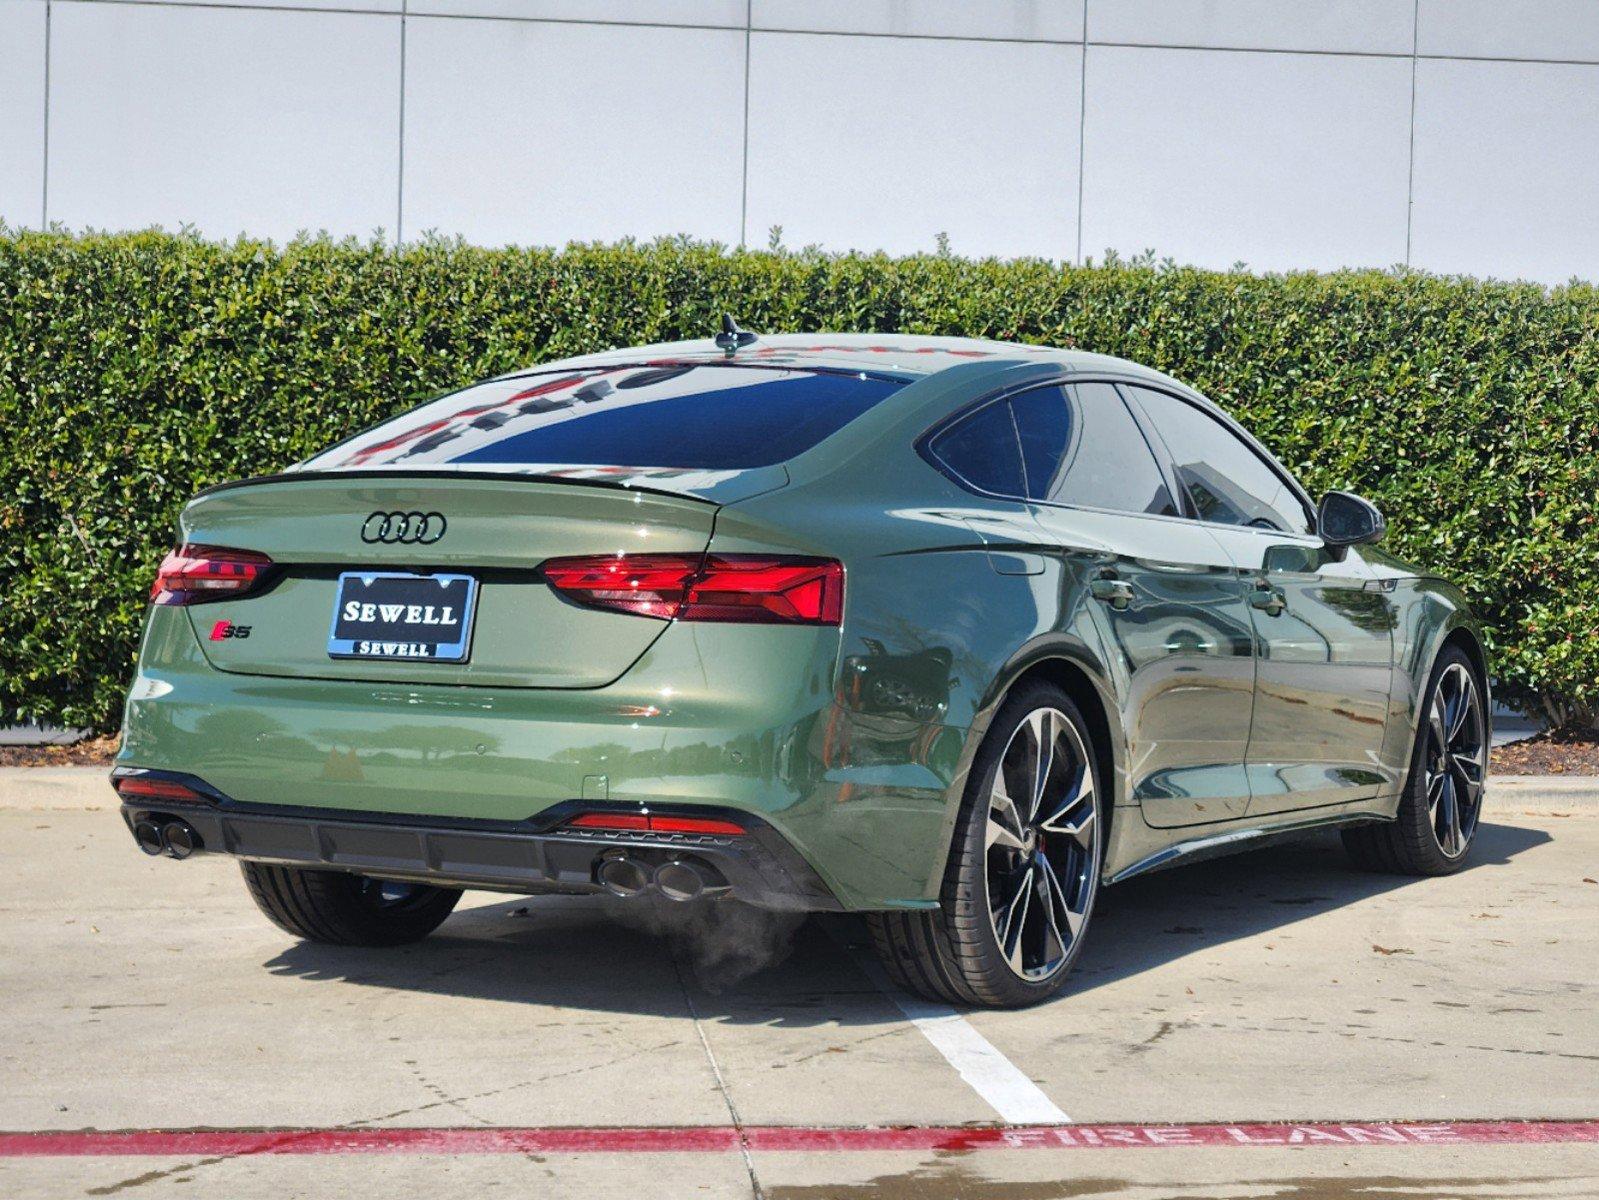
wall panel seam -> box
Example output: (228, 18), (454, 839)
(739, 0), (750, 247)
(1404, 0), (1419, 265)
(1075, 0), (1087, 265)
(396, 0), (405, 244)
(41, 0), (52, 227)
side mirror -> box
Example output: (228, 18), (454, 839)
(1318, 490), (1386, 552)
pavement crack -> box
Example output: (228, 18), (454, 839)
(357, 1039), (685, 1126)
(1190, 1018), (1599, 1063)
(404, 1059), (494, 1127)
(81, 1129), (340, 1195)
(670, 946), (766, 1200)
(784, 1026), (911, 1067)
(81, 1039), (687, 1195)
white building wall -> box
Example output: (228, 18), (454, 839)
(2, 0), (1597, 284)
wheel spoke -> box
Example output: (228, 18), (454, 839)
(1033, 858), (1067, 966)
(1425, 769), (1445, 816)
(986, 817), (1026, 852)
(988, 783), (1028, 851)
(998, 866), (1034, 972)
(1451, 753), (1484, 807)
(1040, 775), (1096, 849)
(1025, 710), (1054, 824)
(1452, 752), (1483, 818)
(1446, 674), (1473, 742)
(1428, 691), (1448, 757)
(1436, 774), (1460, 856)
(998, 754), (1029, 824)
(1039, 852), (1083, 942)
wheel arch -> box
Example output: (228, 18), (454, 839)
(1419, 585), (1492, 731)
(1004, 657), (1122, 819)
(1439, 621), (1493, 745)
(1440, 624), (1489, 695)
(1386, 581), (1493, 778)
(938, 640), (1129, 889)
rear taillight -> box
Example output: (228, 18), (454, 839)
(114, 776), (206, 803)
(541, 554), (843, 625)
(566, 812), (746, 836)
(151, 544), (272, 606)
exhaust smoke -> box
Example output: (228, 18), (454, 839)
(603, 895), (806, 992)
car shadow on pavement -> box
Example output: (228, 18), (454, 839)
(260, 821), (1550, 1023)
(1070, 821), (1551, 994)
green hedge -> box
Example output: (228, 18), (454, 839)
(2, 230), (1595, 732)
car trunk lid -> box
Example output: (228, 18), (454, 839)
(176, 474), (720, 688)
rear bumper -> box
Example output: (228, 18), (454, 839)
(118, 607), (961, 911)
(115, 770), (841, 912)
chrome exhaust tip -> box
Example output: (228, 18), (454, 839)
(654, 858), (717, 903)
(596, 855), (650, 899)
(653, 859), (704, 902)
(161, 821), (200, 860)
(132, 820), (164, 856)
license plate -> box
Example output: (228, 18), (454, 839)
(327, 573), (478, 663)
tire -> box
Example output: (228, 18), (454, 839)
(241, 862), (461, 946)
(868, 681), (1105, 1008)
(1342, 643), (1487, 876)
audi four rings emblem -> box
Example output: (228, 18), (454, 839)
(361, 511), (447, 545)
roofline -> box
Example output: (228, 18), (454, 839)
(489, 358), (919, 386)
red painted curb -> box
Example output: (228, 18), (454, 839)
(2, 1121), (1597, 1157)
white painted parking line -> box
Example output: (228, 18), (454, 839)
(835, 931), (1070, 1125)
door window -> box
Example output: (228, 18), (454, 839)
(1009, 383), (1178, 516)
(1124, 386), (1312, 534)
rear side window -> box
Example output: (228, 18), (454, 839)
(926, 401), (1025, 497)
(304, 365), (907, 471)
(1009, 383), (1178, 516)
(1124, 385), (1311, 534)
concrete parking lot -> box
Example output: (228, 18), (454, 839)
(2, 770), (1596, 1198)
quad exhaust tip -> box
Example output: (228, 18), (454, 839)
(133, 820), (165, 856)
(596, 855), (652, 899)
(596, 854), (728, 902)
(653, 859), (712, 902)
(162, 821), (199, 860)
(132, 818), (202, 860)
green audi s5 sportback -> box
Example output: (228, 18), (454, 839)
(115, 326), (1490, 1007)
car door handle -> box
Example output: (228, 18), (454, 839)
(1090, 576), (1135, 610)
(1249, 583), (1287, 616)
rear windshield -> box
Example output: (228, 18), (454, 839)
(303, 364), (908, 471)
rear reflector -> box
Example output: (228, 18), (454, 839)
(567, 812), (746, 836)
(151, 544), (273, 606)
(115, 777), (205, 803)
(542, 555), (842, 625)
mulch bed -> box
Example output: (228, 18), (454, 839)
(0, 733), (120, 768)
(5, 728), (1597, 776)
(1490, 726), (1599, 776)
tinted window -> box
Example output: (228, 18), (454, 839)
(928, 402), (1025, 497)
(1010, 383), (1177, 516)
(1125, 386), (1311, 534)
(304, 365), (907, 471)
(1007, 386), (1072, 500)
